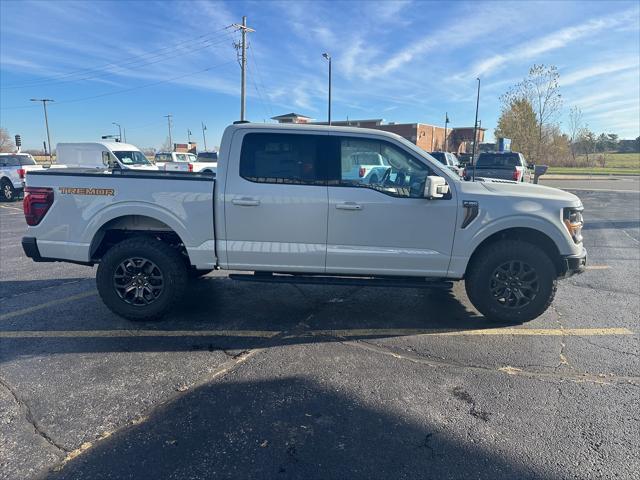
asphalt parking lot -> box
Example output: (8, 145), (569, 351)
(1, 177), (639, 480)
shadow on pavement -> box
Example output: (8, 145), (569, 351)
(46, 377), (549, 480)
(0, 277), (501, 363)
(584, 220), (640, 230)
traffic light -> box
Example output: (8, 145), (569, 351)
(14, 134), (21, 147)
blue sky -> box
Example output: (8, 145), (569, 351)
(1, 0), (639, 150)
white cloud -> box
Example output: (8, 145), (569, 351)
(560, 59), (639, 86)
(466, 6), (640, 78)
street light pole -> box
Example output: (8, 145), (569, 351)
(164, 114), (173, 151)
(444, 112), (449, 152)
(201, 122), (207, 151)
(112, 122), (122, 142)
(30, 98), (54, 162)
(471, 78), (480, 182)
(322, 53), (332, 125)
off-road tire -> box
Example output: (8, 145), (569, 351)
(97, 236), (188, 321)
(465, 239), (557, 324)
(1, 179), (16, 202)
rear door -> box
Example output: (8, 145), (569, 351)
(326, 134), (458, 277)
(224, 130), (330, 272)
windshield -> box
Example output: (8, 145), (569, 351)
(113, 151), (151, 166)
(187, 154), (197, 162)
(476, 153), (522, 168)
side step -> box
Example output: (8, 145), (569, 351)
(228, 273), (453, 289)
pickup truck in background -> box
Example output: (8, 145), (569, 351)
(0, 153), (42, 201)
(56, 142), (158, 171)
(21, 123), (586, 324)
(154, 152), (192, 172)
(342, 151), (389, 184)
(469, 152), (531, 182)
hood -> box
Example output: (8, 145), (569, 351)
(478, 181), (581, 205)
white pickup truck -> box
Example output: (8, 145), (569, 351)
(21, 123), (586, 323)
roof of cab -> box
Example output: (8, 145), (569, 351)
(227, 122), (407, 141)
(56, 142), (141, 151)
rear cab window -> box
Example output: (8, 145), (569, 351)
(476, 153), (521, 167)
(240, 132), (326, 185)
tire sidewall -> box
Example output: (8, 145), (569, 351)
(1, 179), (15, 202)
(97, 239), (186, 320)
(467, 242), (556, 323)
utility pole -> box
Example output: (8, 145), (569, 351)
(322, 53), (332, 125)
(30, 98), (54, 162)
(164, 114), (173, 151)
(232, 16), (254, 121)
(471, 78), (480, 182)
(123, 128), (127, 143)
(443, 112), (449, 152)
(112, 122), (122, 142)
(202, 122), (207, 151)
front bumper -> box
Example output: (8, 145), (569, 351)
(560, 247), (587, 278)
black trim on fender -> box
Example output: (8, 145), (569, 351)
(559, 249), (587, 278)
(21, 236), (94, 266)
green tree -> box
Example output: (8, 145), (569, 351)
(494, 98), (539, 161)
(500, 64), (562, 163)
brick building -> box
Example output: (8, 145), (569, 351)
(270, 113), (485, 154)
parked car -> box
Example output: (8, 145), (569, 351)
(154, 152), (192, 172)
(428, 151), (463, 177)
(469, 152), (531, 182)
(56, 142), (158, 171)
(22, 123), (586, 324)
(0, 153), (42, 201)
(342, 151), (389, 183)
(192, 151), (218, 174)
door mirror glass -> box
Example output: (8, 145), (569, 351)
(424, 176), (449, 199)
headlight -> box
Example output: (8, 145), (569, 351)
(563, 207), (584, 243)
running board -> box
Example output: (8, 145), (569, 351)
(228, 273), (453, 289)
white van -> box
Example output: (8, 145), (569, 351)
(56, 142), (158, 170)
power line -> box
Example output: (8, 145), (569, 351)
(1, 26), (235, 89)
(248, 44), (274, 118)
(0, 60), (236, 110)
(1, 31), (236, 90)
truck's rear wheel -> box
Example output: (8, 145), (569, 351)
(1, 179), (16, 202)
(97, 236), (187, 320)
(465, 239), (557, 324)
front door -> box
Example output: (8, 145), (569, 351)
(326, 134), (458, 277)
(224, 131), (329, 272)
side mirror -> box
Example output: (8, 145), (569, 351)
(424, 176), (449, 199)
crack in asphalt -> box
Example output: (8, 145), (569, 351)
(0, 376), (70, 454)
(332, 336), (640, 387)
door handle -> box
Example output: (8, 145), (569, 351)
(335, 202), (362, 211)
(232, 197), (260, 207)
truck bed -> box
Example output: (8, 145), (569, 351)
(23, 169), (216, 269)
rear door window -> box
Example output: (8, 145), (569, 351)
(240, 133), (326, 185)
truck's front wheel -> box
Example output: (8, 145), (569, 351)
(465, 240), (557, 324)
(97, 237), (187, 321)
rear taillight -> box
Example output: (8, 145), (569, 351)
(512, 169), (522, 181)
(188, 163), (193, 172)
(23, 187), (54, 226)
(358, 166), (366, 178)
(17, 168), (26, 179)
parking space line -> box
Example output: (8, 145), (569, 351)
(0, 291), (97, 321)
(0, 205), (23, 212)
(0, 327), (633, 339)
(585, 265), (610, 270)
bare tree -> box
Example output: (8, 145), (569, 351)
(0, 127), (15, 153)
(501, 65), (563, 163)
(567, 106), (583, 161)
